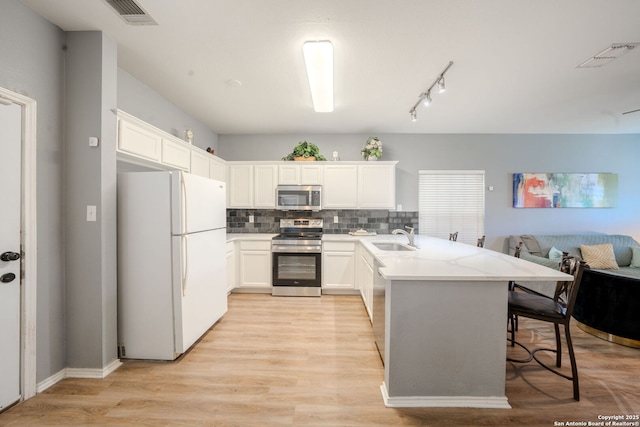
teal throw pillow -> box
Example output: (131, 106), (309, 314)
(548, 246), (563, 261)
(631, 247), (640, 268)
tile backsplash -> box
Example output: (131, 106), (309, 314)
(227, 209), (419, 234)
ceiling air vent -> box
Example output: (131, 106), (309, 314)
(104, 0), (157, 25)
(576, 43), (639, 68)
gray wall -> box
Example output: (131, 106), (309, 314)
(117, 69), (218, 153)
(2, 0), (221, 383)
(0, 0), (66, 382)
(218, 134), (640, 250)
(64, 31), (118, 370)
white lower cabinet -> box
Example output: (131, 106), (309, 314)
(226, 241), (236, 293)
(358, 244), (375, 321)
(238, 240), (271, 289)
(322, 241), (357, 292)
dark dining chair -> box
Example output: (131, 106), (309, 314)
(477, 235), (485, 248)
(507, 255), (587, 401)
(449, 231), (458, 241)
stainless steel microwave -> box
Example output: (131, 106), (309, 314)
(276, 185), (322, 211)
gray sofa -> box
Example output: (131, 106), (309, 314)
(508, 233), (640, 345)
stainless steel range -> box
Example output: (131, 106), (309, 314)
(271, 218), (323, 297)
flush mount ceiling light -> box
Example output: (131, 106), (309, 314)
(303, 40), (334, 113)
(409, 61), (453, 122)
(576, 43), (640, 68)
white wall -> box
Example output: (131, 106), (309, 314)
(218, 133), (640, 250)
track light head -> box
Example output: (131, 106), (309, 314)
(422, 91), (432, 106)
(410, 109), (417, 122)
(438, 77), (446, 93)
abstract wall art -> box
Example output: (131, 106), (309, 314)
(513, 173), (618, 208)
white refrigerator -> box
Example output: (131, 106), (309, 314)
(117, 170), (227, 360)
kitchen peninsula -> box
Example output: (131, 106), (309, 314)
(356, 235), (572, 409)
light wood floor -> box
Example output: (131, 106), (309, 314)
(1, 293), (639, 426)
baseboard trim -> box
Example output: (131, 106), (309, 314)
(36, 359), (123, 393)
(380, 382), (511, 409)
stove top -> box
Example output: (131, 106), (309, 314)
(272, 218), (323, 243)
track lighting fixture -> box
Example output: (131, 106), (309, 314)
(409, 61), (453, 121)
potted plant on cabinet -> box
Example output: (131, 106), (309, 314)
(361, 137), (383, 160)
(282, 141), (327, 161)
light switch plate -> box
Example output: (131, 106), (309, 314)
(89, 137), (99, 147)
(87, 205), (97, 222)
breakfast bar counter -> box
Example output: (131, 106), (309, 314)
(357, 235), (571, 409)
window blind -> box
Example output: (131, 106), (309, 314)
(418, 170), (485, 245)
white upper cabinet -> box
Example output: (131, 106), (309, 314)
(116, 110), (226, 181)
(278, 163), (324, 185)
(300, 164), (324, 185)
(323, 165), (359, 208)
(224, 160), (397, 210)
(190, 148), (211, 178)
(161, 138), (191, 170)
(254, 165), (278, 208)
(358, 163), (396, 209)
(117, 117), (162, 162)
(278, 164), (300, 185)
(227, 164), (253, 208)
(209, 156), (226, 182)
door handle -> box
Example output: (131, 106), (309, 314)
(1, 251), (21, 262)
(1, 273), (16, 283)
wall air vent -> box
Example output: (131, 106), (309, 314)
(576, 43), (639, 68)
(104, 0), (157, 25)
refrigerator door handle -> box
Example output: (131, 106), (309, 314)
(181, 173), (188, 235)
(182, 235), (189, 296)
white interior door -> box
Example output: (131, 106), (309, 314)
(0, 101), (22, 411)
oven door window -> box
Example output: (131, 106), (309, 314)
(273, 253), (321, 286)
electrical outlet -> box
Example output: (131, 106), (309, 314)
(334, 216), (339, 223)
(249, 215), (254, 223)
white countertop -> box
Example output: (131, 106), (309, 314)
(227, 232), (571, 282)
(226, 233), (276, 241)
(358, 235), (571, 282)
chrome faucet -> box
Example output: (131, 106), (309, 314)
(392, 226), (416, 247)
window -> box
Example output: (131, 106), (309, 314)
(418, 170), (485, 245)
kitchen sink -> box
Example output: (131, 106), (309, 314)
(372, 242), (416, 251)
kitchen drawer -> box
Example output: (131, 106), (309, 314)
(323, 241), (356, 252)
(239, 240), (271, 251)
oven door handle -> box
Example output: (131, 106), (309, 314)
(272, 246), (321, 253)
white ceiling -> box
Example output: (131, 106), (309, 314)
(20, 0), (640, 134)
